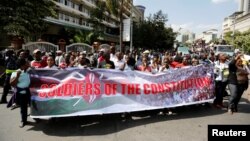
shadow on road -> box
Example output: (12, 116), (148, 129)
(26, 102), (250, 136)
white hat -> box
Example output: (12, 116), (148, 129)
(33, 49), (41, 54)
(56, 50), (63, 54)
(99, 48), (105, 52)
(143, 50), (150, 54)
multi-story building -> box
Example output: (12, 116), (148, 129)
(43, 0), (136, 44)
(131, 5), (144, 23)
(181, 31), (195, 43)
(134, 5), (145, 21)
(222, 0), (250, 37)
(222, 17), (234, 35)
(196, 29), (217, 44)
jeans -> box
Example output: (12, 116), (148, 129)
(214, 81), (227, 105)
(17, 93), (29, 123)
(0, 74), (11, 102)
(228, 84), (247, 110)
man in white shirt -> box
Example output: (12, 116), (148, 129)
(214, 53), (229, 108)
(114, 52), (125, 70)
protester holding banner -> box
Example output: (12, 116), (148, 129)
(160, 60), (171, 72)
(97, 53), (115, 69)
(45, 56), (58, 69)
(9, 58), (31, 128)
(114, 52), (126, 70)
(30, 49), (47, 68)
(77, 52), (91, 68)
(55, 50), (64, 66)
(137, 56), (152, 72)
(228, 54), (249, 114)
(124, 55), (136, 71)
(151, 54), (160, 74)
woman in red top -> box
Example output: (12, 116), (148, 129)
(137, 56), (152, 72)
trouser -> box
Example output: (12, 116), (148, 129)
(17, 93), (29, 123)
(228, 83), (248, 110)
(0, 74), (11, 102)
(214, 81), (227, 105)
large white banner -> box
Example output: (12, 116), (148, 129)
(28, 65), (215, 118)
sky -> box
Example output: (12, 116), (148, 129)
(133, 0), (238, 36)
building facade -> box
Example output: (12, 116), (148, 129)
(43, 0), (135, 44)
(181, 31), (195, 44)
(196, 29), (217, 44)
(222, 17), (234, 35)
(222, 0), (250, 37)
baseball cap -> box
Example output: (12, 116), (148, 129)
(33, 49), (41, 54)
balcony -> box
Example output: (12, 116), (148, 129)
(45, 17), (93, 30)
(81, 0), (96, 8)
(54, 2), (90, 19)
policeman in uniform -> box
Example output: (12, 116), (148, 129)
(0, 49), (17, 103)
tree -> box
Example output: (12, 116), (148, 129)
(133, 10), (176, 51)
(224, 29), (250, 53)
(88, 0), (107, 43)
(0, 0), (55, 46)
(106, 0), (128, 52)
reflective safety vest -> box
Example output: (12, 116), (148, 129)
(5, 69), (16, 74)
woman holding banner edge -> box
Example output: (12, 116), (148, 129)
(10, 58), (31, 128)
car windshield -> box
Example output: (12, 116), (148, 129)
(178, 47), (189, 53)
(217, 46), (233, 52)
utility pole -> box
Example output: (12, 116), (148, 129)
(119, 0), (124, 53)
(130, 13), (133, 52)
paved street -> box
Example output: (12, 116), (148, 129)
(0, 87), (249, 141)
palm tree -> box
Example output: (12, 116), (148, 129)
(105, 0), (125, 52)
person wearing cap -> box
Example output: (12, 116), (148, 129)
(143, 50), (150, 59)
(137, 56), (152, 72)
(55, 50), (65, 66)
(30, 49), (47, 68)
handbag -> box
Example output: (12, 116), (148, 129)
(236, 67), (248, 84)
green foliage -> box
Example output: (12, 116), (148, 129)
(224, 28), (250, 54)
(0, 0), (55, 37)
(88, 0), (108, 42)
(106, 0), (119, 16)
(133, 10), (176, 51)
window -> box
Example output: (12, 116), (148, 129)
(75, 18), (79, 24)
(59, 13), (64, 20)
(69, 16), (73, 22)
(59, 0), (64, 4)
(65, 15), (69, 21)
(68, 0), (72, 7)
(75, 4), (79, 10)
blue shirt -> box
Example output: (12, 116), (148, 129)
(11, 69), (30, 94)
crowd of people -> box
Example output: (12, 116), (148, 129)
(0, 42), (249, 127)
